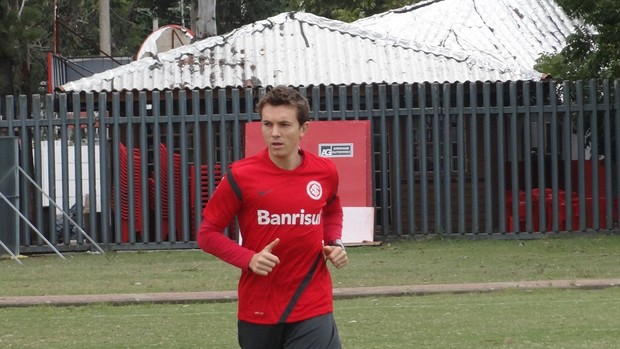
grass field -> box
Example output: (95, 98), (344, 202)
(2, 235), (620, 297)
(2, 235), (620, 348)
(2, 288), (619, 348)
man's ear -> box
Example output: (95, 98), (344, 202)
(300, 121), (309, 138)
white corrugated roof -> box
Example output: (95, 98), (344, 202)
(353, 0), (582, 73)
(60, 12), (541, 92)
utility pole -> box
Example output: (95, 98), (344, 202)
(99, 0), (112, 56)
(53, 0), (59, 54)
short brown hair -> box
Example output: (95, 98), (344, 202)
(256, 86), (310, 125)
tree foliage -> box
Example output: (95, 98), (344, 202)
(217, 0), (289, 34)
(0, 0), (48, 96)
(58, 0), (152, 57)
(534, 0), (620, 80)
(141, 0), (289, 37)
(288, 0), (415, 22)
(0, 0), (157, 96)
(534, 1), (620, 161)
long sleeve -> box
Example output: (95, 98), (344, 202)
(196, 174), (254, 270)
(322, 194), (343, 244)
(196, 219), (254, 270)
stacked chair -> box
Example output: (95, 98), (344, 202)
(149, 143), (182, 241)
(189, 164), (224, 239)
(115, 143), (145, 242)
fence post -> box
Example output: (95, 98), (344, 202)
(0, 137), (20, 256)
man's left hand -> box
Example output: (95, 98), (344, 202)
(323, 245), (348, 269)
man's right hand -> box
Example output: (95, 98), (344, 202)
(248, 238), (280, 276)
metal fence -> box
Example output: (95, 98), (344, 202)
(1, 79), (619, 253)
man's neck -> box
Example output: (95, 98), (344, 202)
(269, 150), (303, 170)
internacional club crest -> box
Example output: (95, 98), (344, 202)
(306, 180), (322, 200)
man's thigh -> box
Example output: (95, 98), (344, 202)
(238, 314), (342, 349)
(283, 313), (342, 349)
(238, 320), (285, 349)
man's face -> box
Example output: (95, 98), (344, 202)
(261, 104), (308, 166)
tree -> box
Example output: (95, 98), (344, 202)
(534, 0), (620, 163)
(534, 0), (620, 80)
(58, 0), (151, 57)
(214, 0), (288, 35)
(191, 0), (216, 39)
(143, 0), (192, 30)
(0, 0), (47, 96)
(288, 0), (416, 22)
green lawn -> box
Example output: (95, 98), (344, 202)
(1, 235), (620, 348)
(1, 288), (618, 348)
(2, 235), (619, 297)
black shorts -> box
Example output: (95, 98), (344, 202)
(238, 313), (342, 349)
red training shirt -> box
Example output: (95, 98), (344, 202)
(197, 148), (344, 324)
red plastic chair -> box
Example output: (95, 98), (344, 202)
(189, 164), (223, 238)
(149, 144), (182, 240)
(173, 153), (183, 239)
(505, 190), (540, 232)
(113, 143), (144, 242)
(572, 196), (616, 230)
(149, 144), (167, 240)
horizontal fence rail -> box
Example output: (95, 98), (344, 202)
(0, 80), (618, 253)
